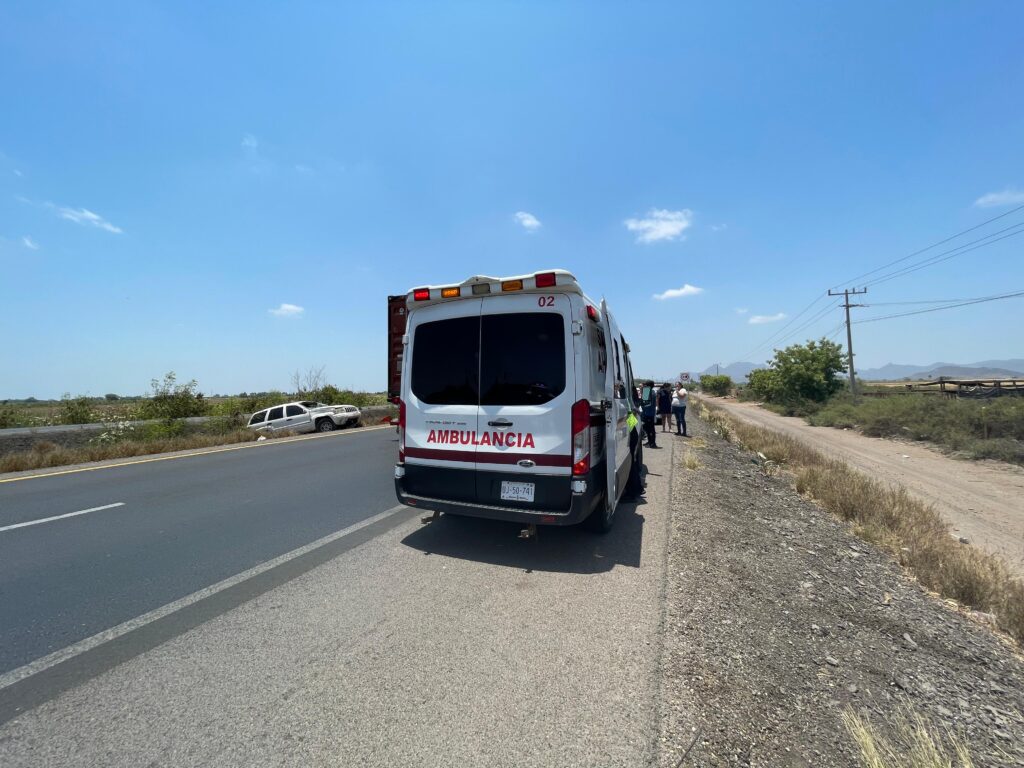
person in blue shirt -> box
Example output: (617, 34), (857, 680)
(639, 380), (659, 448)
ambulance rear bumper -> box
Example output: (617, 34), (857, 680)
(394, 463), (603, 526)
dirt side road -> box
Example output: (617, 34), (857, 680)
(708, 398), (1024, 577)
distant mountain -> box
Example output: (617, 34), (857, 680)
(918, 366), (1024, 380)
(859, 359), (1024, 381)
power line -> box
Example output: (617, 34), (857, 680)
(768, 299), (842, 350)
(736, 292), (829, 361)
(862, 222), (1024, 288)
(853, 289), (1024, 324)
(863, 298), (978, 306)
(832, 203), (1024, 289)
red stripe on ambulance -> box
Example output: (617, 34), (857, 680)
(405, 447), (571, 467)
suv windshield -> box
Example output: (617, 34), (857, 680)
(410, 312), (565, 406)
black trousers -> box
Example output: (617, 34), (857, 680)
(642, 416), (657, 446)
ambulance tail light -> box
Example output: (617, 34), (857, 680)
(398, 398), (406, 462)
(571, 399), (591, 476)
(534, 272), (556, 288)
(413, 288), (430, 301)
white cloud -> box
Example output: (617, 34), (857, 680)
(57, 206), (123, 234)
(269, 303), (304, 318)
(242, 133), (259, 149)
(21, 235), (39, 250)
(514, 211), (541, 231)
(973, 188), (1024, 208)
(652, 284), (703, 300)
(749, 312), (787, 325)
(735, 307), (748, 315)
(624, 208), (694, 243)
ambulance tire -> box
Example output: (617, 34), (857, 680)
(584, 474), (616, 534)
(625, 443), (644, 499)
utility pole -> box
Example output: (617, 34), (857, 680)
(828, 287), (868, 395)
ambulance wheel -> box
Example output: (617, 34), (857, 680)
(584, 480), (616, 534)
(625, 443), (644, 499)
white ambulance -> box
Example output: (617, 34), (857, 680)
(394, 269), (643, 532)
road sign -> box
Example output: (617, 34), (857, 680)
(679, 372), (691, 383)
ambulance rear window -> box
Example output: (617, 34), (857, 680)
(411, 316), (479, 405)
(480, 313), (565, 406)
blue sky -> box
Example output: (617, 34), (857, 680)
(2, 2), (1022, 398)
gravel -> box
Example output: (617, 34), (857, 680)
(657, 411), (1024, 767)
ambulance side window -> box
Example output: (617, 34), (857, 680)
(612, 339), (625, 399)
(589, 324), (607, 391)
(622, 335), (638, 407)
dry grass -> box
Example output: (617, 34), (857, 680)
(696, 398), (1024, 645)
(842, 708), (975, 768)
(0, 430), (261, 473)
(682, 450), (703, 470)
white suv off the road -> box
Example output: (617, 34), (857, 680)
(247, 401), (361, 434)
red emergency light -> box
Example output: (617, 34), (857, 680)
(535, 272), (556, 288)
(413, 288), (430, 301)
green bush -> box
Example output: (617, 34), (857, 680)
(0, 408), (17, 429)
(699, 374), (733, 396)
(138, 372), (209, 421)
(59, 394), (95, 425)
(810, 395), (1024, 465)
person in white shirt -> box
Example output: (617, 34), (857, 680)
(671, 383), (688, 437)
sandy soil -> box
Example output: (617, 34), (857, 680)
(707, 398), (1024, 578)
(658, 413), (1024, 767)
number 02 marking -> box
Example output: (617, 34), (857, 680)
(538, 296), (555, 307)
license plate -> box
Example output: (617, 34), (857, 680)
(500, 480), (535, 502)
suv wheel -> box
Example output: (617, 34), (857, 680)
(316, 418), (336, 432)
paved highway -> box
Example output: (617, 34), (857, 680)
(0, 427), (398, 675)
(0, 427), (675, 767)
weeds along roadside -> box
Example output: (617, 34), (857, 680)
(694, 396), (1024, 646)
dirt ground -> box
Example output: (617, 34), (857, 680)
(657, 412), (1024, 767)
(706, 398), (1024, 578)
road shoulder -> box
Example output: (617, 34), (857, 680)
(658, 410), (1024, 766)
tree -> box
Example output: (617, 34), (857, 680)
(749, 339), (845, 406)
(699, 374), (733, 396)
(291, 365), (326, 397)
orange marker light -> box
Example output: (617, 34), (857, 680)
(501, 279), (524, 292)
(441, 287), (460, 298)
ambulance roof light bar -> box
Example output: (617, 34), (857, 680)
(406, 269), (582, 304)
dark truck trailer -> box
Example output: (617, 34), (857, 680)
(387, 295), (407, 403)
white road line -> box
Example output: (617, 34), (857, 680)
(0, 502), (126, 533)
(0, 503), (409, 691)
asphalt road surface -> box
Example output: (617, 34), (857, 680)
(0, 427), (398, 675)
(0, 427), (676, 767)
